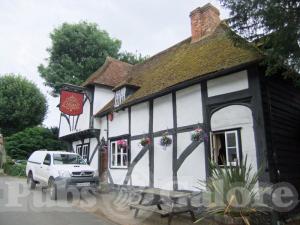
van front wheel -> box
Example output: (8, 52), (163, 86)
(27, 173), (36, 190)
(49, 179), (57, 200)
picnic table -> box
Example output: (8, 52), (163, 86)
(129, 188), (197, 225)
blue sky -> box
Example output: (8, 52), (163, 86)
(0, 0), (228, 127)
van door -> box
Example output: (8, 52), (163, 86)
(31, 151), (46, 182)
(39, 154), (51, 185)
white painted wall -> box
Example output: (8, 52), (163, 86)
(153, 136), (173, 190)
(131, 102), (149, 136)
(76, 100), (90, 131)
(88, 138), (98, 170)
(130, 140), (149, 186)
(177, 132), (206, 191)
(93, 86), (114, 115)
(207, 70), (249, 97)
(108, 109), (129, 137)
(153, 94), (173, 132)
(59, 114), (70, 137)
(108, 168), (127, 185)
(94, 116), (108, 141)
(210, 105), (257, 172)
(176, 85), (203, 127)
(100, 116), (108, 140)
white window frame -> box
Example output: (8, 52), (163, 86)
(82, 144), (89, 160)
(110, 140), (128, 169)
(76, 143), (89, 161)
(76, 145), (82, 155)
(211, 129), (240, 166)
(224, 130), (240, 166)
(114, 88), (126, 107)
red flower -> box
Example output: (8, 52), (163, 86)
(117, 139), (127, 146)
(195, 128), (202, 133)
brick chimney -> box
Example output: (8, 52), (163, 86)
(190, 3), (221, 43)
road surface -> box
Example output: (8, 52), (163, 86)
(0, 176), (116, 225)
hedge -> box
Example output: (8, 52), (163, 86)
(3, 162), (26, 177)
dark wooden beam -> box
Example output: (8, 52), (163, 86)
(123, 145), (150, 185)
(149, 100), (154, 187)
(172, 92), (178, 190)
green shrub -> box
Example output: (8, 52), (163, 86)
(5, 155), (14, 165)
(5, 126), (66, 159)
(3, 163), (26, 177)
(196, 156), (267, 225)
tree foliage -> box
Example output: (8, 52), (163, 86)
(39, 22), (121, 96)
(0, 74), (47, 136)
(5, 127), (66, 160)
(39, 21), (148, 96)
(220, 0), (300, 80)
(118, 51), (149, 65)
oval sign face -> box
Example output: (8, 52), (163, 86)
(59, 90), (84, 116)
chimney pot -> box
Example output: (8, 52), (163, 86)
(190, 3), (221, 43)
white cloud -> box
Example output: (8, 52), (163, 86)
(0, 0), (229, 127)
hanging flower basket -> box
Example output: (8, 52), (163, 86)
(191, 128), (204, 142)
(160, 132), (172, 149)
(140, 137), (151, 147)
(117, 139), (127, 148)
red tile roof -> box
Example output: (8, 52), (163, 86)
(82, 57), (132, 87)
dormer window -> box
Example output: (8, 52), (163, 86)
(114, 88), (126, 107)
(113, 84), (139, 108)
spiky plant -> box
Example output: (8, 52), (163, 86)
(196, 156), (269, 225)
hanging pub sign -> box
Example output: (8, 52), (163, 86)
(59, 90), (84, 116)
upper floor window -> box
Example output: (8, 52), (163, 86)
(114, 88), (126, 107)
(110, 139), (128, 168)
(211, 130), (241, 166)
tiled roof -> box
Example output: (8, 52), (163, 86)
(95, 22), (263, 117)
(82, 57), (132, 87)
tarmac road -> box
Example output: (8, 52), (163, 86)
(0, 176), (115, 225)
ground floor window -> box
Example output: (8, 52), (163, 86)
(110, 139), (128, 168)
(211, 130), (241, 166)
(76, 143), (90, 161)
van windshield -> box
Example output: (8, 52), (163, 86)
(53, 154), (86, 165)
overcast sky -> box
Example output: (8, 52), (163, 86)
(0, 0), (229, 128)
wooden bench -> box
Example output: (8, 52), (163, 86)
(129, 188), (197, 225)
(129, 203), (170, 216)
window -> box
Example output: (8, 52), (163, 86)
(110, 139), (128, 168)
(43, 154), (51, 166)
(211, 130), (241, 166)
(76, 143), (89, 161)
(114, 88), (126, 107)
(53, 154), (86, 165)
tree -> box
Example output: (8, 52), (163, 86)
(219, 0), (300, 80)
(38, 22), (122, 96)
(5, 127), (66, 160)
(118, 51), (148, 65)
(0, 74), (47, 136)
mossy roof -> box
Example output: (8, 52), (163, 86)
(95, 23), (263, 116)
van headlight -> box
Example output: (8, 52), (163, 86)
(93, 170), (99, 177)
(58, 170), (70, 178)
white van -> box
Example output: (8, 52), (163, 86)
(26, 150), (99, 200)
